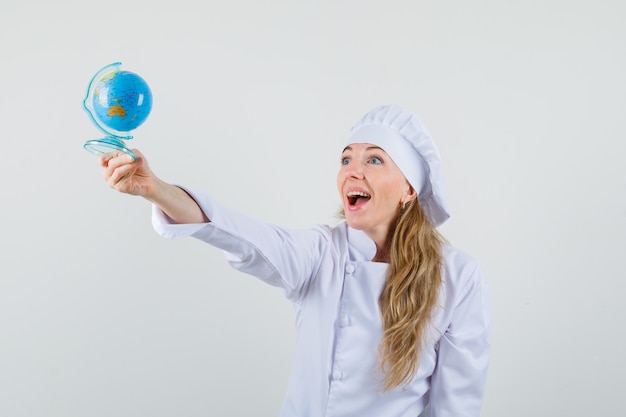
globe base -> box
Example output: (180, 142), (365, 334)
(84, 137), (136, 160)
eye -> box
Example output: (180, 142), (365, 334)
(341, 157), (351, 166)
(369, 156), (383, 165)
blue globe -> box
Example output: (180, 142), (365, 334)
(92, 70), (152, 133)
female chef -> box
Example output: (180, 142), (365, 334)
(99, 105), (490, 417)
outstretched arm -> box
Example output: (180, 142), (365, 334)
(99, 149), (209, 224)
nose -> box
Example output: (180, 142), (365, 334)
(344, 160), (364, 179)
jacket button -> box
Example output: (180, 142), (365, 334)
(346, 264), (355, 274)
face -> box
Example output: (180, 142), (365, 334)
(337, 143), (415, 246)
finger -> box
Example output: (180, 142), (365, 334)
(128, 148), (146, 166)
(98, 151), (117, 167)
(107, 152), (136, 171)
(107, 162), (137, 190)
(101, 153), (121, 181)
(102, 153), (141, 184)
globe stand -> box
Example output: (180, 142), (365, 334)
(84, 136), (137, 160)
(82, 62), (152, 162)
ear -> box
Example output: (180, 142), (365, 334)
(401, 184), (417, 205)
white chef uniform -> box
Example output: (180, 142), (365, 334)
(152, 188), (490, 417)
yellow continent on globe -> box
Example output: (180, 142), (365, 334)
(107, 105), (126, 118)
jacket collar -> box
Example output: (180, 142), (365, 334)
(346, 224), (377, 262)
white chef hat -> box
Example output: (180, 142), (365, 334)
(347, 104), (450, 227)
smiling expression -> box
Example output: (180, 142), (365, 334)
(337, 143), (416, 247)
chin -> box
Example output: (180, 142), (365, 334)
(344, 216), (366, 230)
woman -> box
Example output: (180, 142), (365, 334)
(100, 105), (490, 416)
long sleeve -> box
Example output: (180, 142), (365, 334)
(428, 263), (491, 416)
(151, 188), (332, 301)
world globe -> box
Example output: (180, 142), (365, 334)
(82, 62), (153, 160)
(93, 70), (152, 132)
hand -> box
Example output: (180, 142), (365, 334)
(99, 149), (158, 198)
(99, 149), (209, 223)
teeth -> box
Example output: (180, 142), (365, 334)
(347, 191), (371, 198)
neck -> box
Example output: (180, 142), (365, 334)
(372, 247), (390, 263)
(367, 217), (399, 263)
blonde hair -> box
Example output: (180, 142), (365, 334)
(377, 198), (445, 391)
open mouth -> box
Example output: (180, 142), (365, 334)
(347, 190), (371, 207)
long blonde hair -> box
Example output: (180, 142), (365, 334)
(377, 198), (445, 391)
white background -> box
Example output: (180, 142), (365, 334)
(1, 0), (625, 416)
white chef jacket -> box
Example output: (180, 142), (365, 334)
(152, 189), (490, 417)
